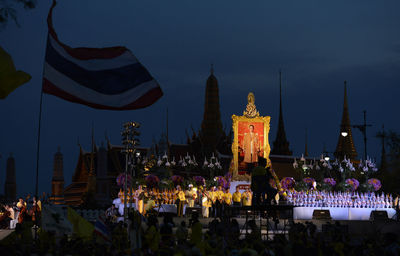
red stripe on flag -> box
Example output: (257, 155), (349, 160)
(43, 79), (163, 110)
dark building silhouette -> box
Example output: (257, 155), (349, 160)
(63, 140), (148, 206)
(4, 153), (16, 201)
(334, 81), (358, 160)
(271, 71), (292, 156)
(199, 65), (225, 155)
(50, 147), (65, 205)
(95, 142), (111, 206)
(304, 129), (309, 157)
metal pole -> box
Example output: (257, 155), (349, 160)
(363, 110), (367, 160)
(35, 91), (44, 200)
(129, 152), (134, 214)
(124, 144), (128, 223)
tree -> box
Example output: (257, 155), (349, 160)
(0, 0), (36, 28)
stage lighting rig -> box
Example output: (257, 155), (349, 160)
(121, 121), (141, 223)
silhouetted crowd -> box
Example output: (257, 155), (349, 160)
(1, 208), (400, 256)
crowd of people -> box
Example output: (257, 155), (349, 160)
(288, 190), (396, 208)
(114, 158), (278, 220)
(113, 184), (254, 219)
(0, 196), (42, 230)
(1, 209), (399, 255)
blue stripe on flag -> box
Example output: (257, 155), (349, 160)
(45, 40), (154, 95)
(94, 219), (110, 240)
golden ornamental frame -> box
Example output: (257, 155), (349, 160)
(231, 93), (271, 181)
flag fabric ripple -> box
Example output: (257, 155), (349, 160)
(94, 214), (111, 242)
(43, 1), (163, 110)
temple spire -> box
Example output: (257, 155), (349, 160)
(200, 65), (224, 155)
(304, 128), (309, 157)
(377, 124), (387, 170)
(50, 147), (65, 205)
(88, 123), (96, 195)
(271, 70), (292, 155)
(4, 153), (16, 201)
(334, 81), (357, 160)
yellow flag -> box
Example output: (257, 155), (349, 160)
(67, 207), (94, 240)
(0, 46), (31, 99)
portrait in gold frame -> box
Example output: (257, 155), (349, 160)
(231, 93), (271, 180)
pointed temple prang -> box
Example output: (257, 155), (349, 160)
(271, 70), (292, 155)
(200, 65), (224, 155)
(334, 81), (358, 160)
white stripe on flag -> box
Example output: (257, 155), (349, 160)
(48, 36), (139, 71)
(44, 62), (159, 107)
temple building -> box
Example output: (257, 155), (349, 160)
(62, 67), (341, 205)
(61, 140), (148, 207)
(199, 65), (225, 155)
(50, 147), (65, 205)
(4, 153), (16, 202)
(334, 81), (358, 160)
(271, 71), (292, 156)
(165, 66), (232, 173)
(269, 71), (296, 178)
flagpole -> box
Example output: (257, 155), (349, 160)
(36, 31), (50, 202)
(35, 85), (44, 199)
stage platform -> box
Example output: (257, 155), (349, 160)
(293, 206), (396, 220)
(115, 200), (397, 221)
(0, 229), (14, 241)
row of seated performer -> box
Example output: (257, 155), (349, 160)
(111, 158), (279, 219)
(0, 196), (42, 229)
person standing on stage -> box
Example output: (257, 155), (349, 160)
(223, 188), (233, 217)
(136, 186), (145, 214)
(16, 198), (26, 209)
(242, 188), (252, 206)
(176, 185), (186, 217)
(31, 196), (42, 225)
(5, 205), (16, 229)
(201, 189), (211, 218)
(186, 184), (197, 208)
(232, 187), (242, 207)
(216, 186), (224, 218)
(16, 197), (27, 224)
(33, 196), (42, 211)
(232, 187), (242, 216)
(210, 186), (217, 218)
(106, 204), (118, 223)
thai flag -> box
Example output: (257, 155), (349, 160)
(94, 214), (111, 242)
(43, 1), (163, 110)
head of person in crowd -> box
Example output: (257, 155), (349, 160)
(257, 157), (267, 167)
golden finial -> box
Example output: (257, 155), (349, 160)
(243, 92), (259, 118)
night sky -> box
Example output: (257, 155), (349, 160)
(1, 0), (399, 197)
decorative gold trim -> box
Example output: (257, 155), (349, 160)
(243, 92), (260, 118)
(231, 102), (271, 181)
